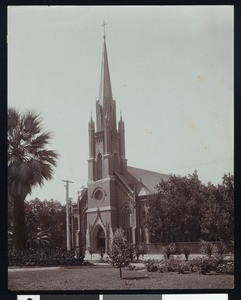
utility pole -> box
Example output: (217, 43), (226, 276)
(62, 179), (74, 251)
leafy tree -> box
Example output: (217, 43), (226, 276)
(25, 198), (66, 249)
(145, 171), (234, 244)
(201, 173), (234, 242)
(8, 108), (58, 251)
(109, 229), (132, 278)
(145, 171), (205, 242)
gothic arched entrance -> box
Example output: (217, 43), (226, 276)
(97, 227), (105, 252)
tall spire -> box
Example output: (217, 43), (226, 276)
(99, 21), (113, 107)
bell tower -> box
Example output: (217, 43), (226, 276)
(86, 22), (127, 252)
(88, 23), (127, 182)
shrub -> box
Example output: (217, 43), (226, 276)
(157, 258), (180, 273)
(8, 249), (85, 267)
(191, 256), (234, 275)
(163, 243), (177, 260)
(145, 257), (189, 274)
(195, 257), (215, 274)
(144, 259), (159, 272)
(144, 254), (234, 275)
(200, 240), (215, 257)
(215, 242), (227, 257)
(182, 246), (192, 260)
(216, 260), (234, 275)
(182, 246), (192, 261)
(177, 261), (191, 274)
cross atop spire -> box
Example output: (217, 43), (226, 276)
(101, 21), (107, 39)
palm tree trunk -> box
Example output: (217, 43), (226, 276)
(13, 195), (27, 251)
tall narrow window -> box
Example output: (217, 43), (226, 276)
(113, 152), (119, 171)
(96, 153), (102, 180)
(122, 206), (131, 228)
(122, 206), (132, 242)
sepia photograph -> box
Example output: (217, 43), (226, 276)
(8, 5), (234, 291)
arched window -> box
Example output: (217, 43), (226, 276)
(122, 206), (131, 228)
(113, 152), (119, 171)
(96, 153), (102, 180)
(122, 206), (132, 242)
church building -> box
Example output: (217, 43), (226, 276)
(72, 28), (169, 253)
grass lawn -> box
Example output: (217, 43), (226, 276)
(8, 265), (234, 290)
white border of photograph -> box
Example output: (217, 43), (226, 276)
(163, 294), (228, 300)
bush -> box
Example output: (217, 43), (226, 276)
(183, 246), (192, 261)
(8, 249), (85, 267)
(144, 255), (234, 275)
(157, 258), (179, 273)
(190, 256), (234, 275)
(200, 240), (215, 257)
(145, 257), (189, 274)
(163, 243), (177, 260)
(144, 259), (159, 272)
(177, 261), (191, 274)
(215, 242), (227, 256)
(163, 257), (182, 272)
(216, 260), (234, 275)
(194, 257), (215, 274)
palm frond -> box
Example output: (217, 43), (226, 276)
(23, 111), (42, 135)
(8, 108), (20, 131)
(8, 108), (58, 198)
(31, 132), (52, 149)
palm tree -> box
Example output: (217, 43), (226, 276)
(8, 108), (58, 251)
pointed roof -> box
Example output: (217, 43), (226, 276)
(114, 166), (169, 197)
(99, 37), (113, 107)
(138, 186), (152, 196)
(127, 166), (169, 194)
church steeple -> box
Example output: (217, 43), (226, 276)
(96, 22), (116, 132)
(99, 34), (113, 107)
(88, 23), (127, 181)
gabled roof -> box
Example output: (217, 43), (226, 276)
(114, 166), (169, 197)
(127, 166), (169, 195)
(138, 186), (152, 196)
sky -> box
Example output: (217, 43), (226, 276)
(8, 6), (234, 204)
